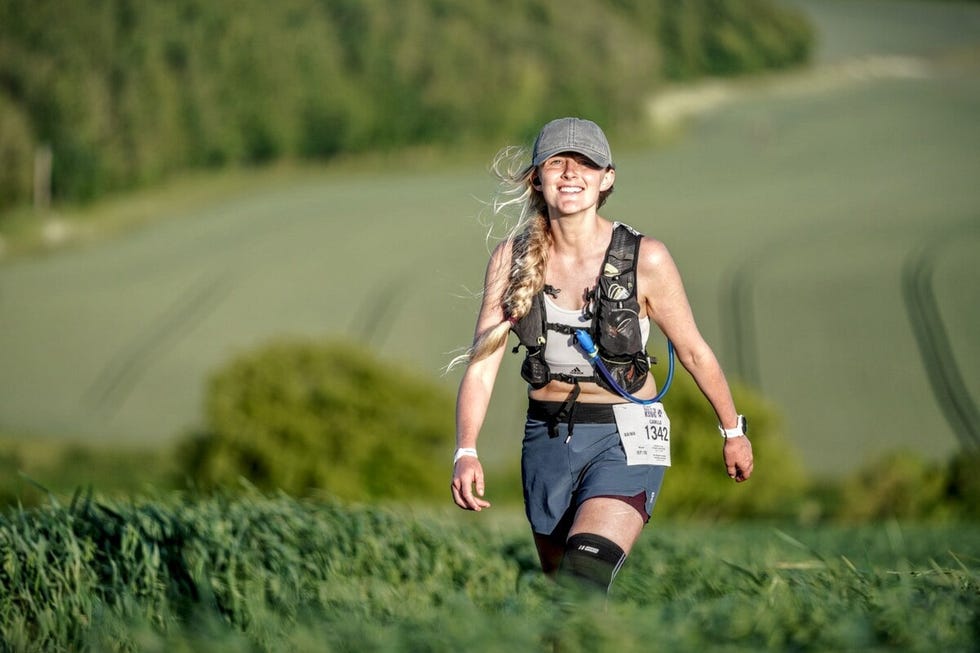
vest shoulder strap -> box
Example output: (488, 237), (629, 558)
(603, 222), (642, 279)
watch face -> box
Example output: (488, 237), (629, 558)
(740, 415), (747, 434)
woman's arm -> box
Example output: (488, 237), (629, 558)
(451, 242), (512, 510)
(639, 237), (754, 482)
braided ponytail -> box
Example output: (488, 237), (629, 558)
(446, 148), (551, 371)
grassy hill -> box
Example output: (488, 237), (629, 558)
(0, 0), (978, 479)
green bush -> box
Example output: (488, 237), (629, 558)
(0, 435), (179, 510)
(835, 450), (948, 522)
(830, 448), (980, 522)
(945, 448), (980, 520)
(0, 447), (24, 508)
(178, 338), (453, 501)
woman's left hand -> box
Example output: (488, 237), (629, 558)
(723, 437), (754, 482)
(451, 457), (492, 511)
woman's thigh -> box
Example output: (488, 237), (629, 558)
(533, 495), (646, 573)
(568, 496), (645, 554)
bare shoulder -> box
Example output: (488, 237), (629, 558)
(482, 238), (515, 299)
(636, 235), (687, 305)
(489, 237), (513, 260)
(637, 235), (675, 272)
(487, 238), (514, 274)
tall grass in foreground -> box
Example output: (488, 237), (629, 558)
(0, 491), (976, 652)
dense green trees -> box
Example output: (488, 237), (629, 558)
(0, 0), (813, 211)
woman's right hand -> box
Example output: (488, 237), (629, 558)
(451, 457), (491, 511)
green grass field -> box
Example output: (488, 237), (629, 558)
(0, 0), (979, 478)
(1, 492), (976, 652)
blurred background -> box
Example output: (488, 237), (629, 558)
(0, 0), (977, 520)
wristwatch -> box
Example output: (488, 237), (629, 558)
(718, 415), (747, 439)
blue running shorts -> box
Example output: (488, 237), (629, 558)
(522, 400), (667, 536)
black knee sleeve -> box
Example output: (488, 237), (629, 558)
(559, 533), (626, 594)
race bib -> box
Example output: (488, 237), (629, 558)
(612, 402), (671, 467)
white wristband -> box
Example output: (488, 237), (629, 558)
(453, 447), (478, 464)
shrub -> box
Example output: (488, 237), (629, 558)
(831, 448), (980, 522)
(178, 338), (453, 501)
(835, 450), (948, 522)
(945, 448), (980, 520)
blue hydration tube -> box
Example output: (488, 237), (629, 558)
(574, 330), (675, 405)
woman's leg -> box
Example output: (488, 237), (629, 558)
(533, 532), (566, 577)
(569, 496), (645, 553)
(558, 497), (645, 593)
(533, 497), (645, 585)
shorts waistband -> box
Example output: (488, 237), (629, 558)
(527, 399), (618, 424)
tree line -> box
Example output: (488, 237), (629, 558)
(0, 0), (813, 211)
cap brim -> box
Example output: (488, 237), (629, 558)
(532, 147), (612, 169)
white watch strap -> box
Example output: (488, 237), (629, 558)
(718, 415), (746, 438)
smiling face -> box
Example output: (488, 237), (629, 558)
(533, 152), (615, 217)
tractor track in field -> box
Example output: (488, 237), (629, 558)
(724, 222), (980, 450)
(901, 225), (980, 449)
(83, 272), (234, 417)
(723, 254), (763, 389)
(349, 272), (416, 350)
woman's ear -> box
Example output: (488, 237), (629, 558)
(531, 174), (542, 190)
(600, 168), (615, 191)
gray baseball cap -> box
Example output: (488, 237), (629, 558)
(531, 117), (614, 169)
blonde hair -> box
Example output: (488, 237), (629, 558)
(446, 147), (550, 371)
(447, 145), (614, 371)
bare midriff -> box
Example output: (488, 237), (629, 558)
(527, 374), (659, 404)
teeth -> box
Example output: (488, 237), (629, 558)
(559, 186), (582, 193)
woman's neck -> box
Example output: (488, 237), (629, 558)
(548, 212), (611, 256)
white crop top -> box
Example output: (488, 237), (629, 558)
(543, 295), (651, 377)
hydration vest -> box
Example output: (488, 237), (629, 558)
(510, 222), (651, 394)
